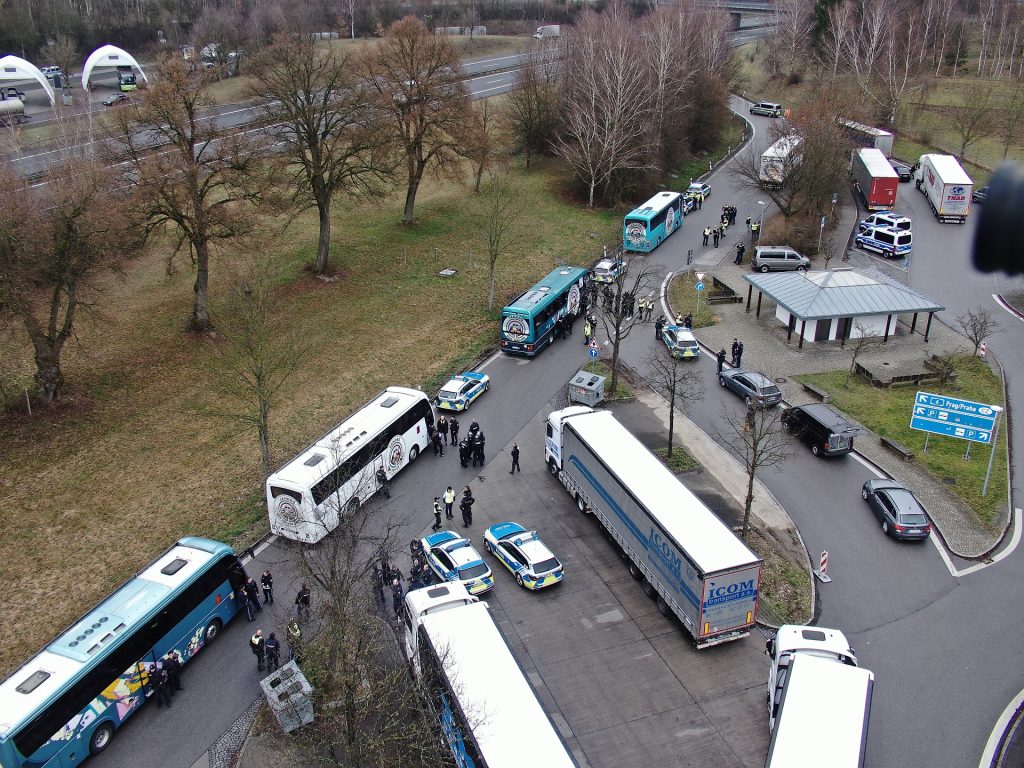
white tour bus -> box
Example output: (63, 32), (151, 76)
(266, 386), (434, 543)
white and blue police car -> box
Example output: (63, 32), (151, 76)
(421, 531), (494, 595)
(482, 522), (564, 590)
(435, 371), (490, 412)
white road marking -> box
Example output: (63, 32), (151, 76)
(993, 293), (1024, 322)
(978, 685), (1024, 768)
(476, 350), (504, 371)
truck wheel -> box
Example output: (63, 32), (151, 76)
(628, 562), (642, 580)
(548, 460), (559, 476)
(642, 579), (657, 599)
(576, 494), (587, 513)
(657, 596), (670, 617)
(811, 444), (821, 456)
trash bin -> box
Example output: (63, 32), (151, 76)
(260, 660), (314, 733)
(568, 369), (605, 406)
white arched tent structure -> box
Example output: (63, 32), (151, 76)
(0, 55), (56, 106)
(81, 45), (149, 90)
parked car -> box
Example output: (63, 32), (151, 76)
(858, 212), (911, 233)
(782, 403), (861, 456)
(861, 480), (932, 540)
(687, 181), (711, 199)
(749, 101), (783, 117)
(972, 186), (989, 204)
(40, 66), (63, 81)
(592, 257), (624, 284)
(482, 522), (564, 590)
(420, 531), (494, 595)
(718, 368), (782, 407)
(435, 371), (489, 411)
(660, 325), (700, 359)
(890, 159), (914, 182)
(751, 246), (810, 273)
(102, 93), (130, 107)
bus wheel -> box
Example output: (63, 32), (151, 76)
(409, 446), (419, 462)
(628, 562), (642, 580)
(89, 722), (115, 755)
(657, 596), (671, 617)
(204, 618), (223, 645)
(642, 579), (657, 599)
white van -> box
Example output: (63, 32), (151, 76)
(856, 225), (912, 258)
(857, 212), (911, 233)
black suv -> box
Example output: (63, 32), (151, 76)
(781, 403), (861, 456)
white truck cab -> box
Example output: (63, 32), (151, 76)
(766, 624), (858, 728)
(402, 582), (477, 677)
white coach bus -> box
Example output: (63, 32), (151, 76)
(266, 386), (434, 543)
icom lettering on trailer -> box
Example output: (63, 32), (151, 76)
(648, 528), (682, 582)
(705, 579), (758, 607)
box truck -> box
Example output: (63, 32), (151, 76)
(852, 147), (899, 211)
(533, 24), (561, 39)
(765, 625), (874, 768)
(759, 135), (802, 188)
(402, 583), (578, 768)
(545, 406), (762, 647)
(914, 153), (973, 223)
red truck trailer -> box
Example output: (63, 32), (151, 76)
(852, 148), (899, 211)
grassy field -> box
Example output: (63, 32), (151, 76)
(734, 40), (1023, 184)
(0, 157), (620, 674)
(666, 271), (721, 329)
(797, 356), (1008, 530)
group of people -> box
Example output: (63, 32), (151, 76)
(702, 223), (730, 248)
(430, 482), (478, 530)
(458, 421), (486, 467)
(715, 337), (746, 372)
(147, 651), (183, 709)
(243, 574), (308, 676)
(435, 414), (461, 446)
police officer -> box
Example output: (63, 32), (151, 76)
(295, 583), (311, 622)
(458, 438), (470, 468)
(432, 497), (442, 531)
(655, 315), (665, 341)
(472, 432), (486, 467)
(265, 632), (281, 673)
(703, 227), (710, 246)
(449, 417), (459, 446)
(260, 570), (274, 604)
(391, 579), (404, 617)
(150, 664), (172, 708)
(734, 242), (746, 265)
(250, 629), (266, 672)
(432, 429), (444, 456)
(375, 467), (390, 498)
(163, 652), (183, 693)
(460, 487), (475, 527)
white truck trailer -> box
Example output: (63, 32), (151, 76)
(534, 24), (561, 39)
(765, 624), (874, 768)
(402, 583), (578, 768)
(545, 406), (762, 647)
(759, 134), (802, 189)
(914, 153), (973, 223)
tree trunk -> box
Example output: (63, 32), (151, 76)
(667, 386), (675, 457)
(403, 176), (421, 224)
(26, 322), (65, 402)
(313, 201), (332, 274)
(474, 164), (484, 194)
(487, 266), (496, 312)
(259, 401), (272, 481)
(742, 466), (756, 540)
(192, 240), (211, 331)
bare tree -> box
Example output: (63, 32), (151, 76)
(774, 0), (816, 79)
(115, 55), (274, 332)
(957, 307), (1000, 356)
(463, 100), (495, 194)
(478, 170), (524, 312)
(0, 160), (140, 401)
(504, 46), (560, 168)
(356, 16), (472, 224)
(818, 0), (855, 79)
(553, 4), (654, 206)
(1000, 81), (1024, 158)
(951, 85), (995, 161)
(846, 322), (882, 385)
(643, 349), (705, 458)
(718, 401), (792, 541)
(250, 35), (390, 275)
(39, 35), (78, 88)
(932, 0), (961, 75)
(201, 261), (311, 480)
(593, 253), (664, 396)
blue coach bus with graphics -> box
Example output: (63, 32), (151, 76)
(500, 266), (589, 356)
(0, 538), (247, 767)
(622, 191), (684, 253)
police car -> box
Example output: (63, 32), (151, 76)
(660, 325), (700, 359)
(420, 531), (494, 595)
(681, 194), (697, 214)
(435, 371), (490, 411)
(855, 225), (913, 258)
(592, 258), (624, 284)
(482, 522), (564, 590)
(687, 181), (711, 199)
(857, 211), (911, 233)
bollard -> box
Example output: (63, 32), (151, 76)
(813, 550), (832, 583)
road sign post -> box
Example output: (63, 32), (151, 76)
(694, 275), (705, 318)
(983, 406), (1004, 496)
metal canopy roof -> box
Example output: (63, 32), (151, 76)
(743, 268), (945, 320)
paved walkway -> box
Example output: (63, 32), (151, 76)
(668, 194), (1003, 558)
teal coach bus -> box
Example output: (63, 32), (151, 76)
(501, 266), (589, 356)
(0, 538), (247, 767)
(623, 191), (684, 253)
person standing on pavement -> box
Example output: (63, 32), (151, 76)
(746, 215), (751, 230)
(713, 228), (720, 248)
(163, 652), (183, 694)
(655, 315), (665, 341)
(460, 486), (475, 527)
(432, 429), (444, 456)
(287, 618), (303, 663)
(391, 578), (404, 617)
(432, 497), (442, 531)
(750, 220), (760, 243)
(295, 583), (311, 622)
(703, 227), (710, 247)
(717, 349), (727, 373)
(449, 417), (459, 446)
(458, 438), (470, 467)
(443, 486), (455, 519)
(375, 466), (390, 499)
(683, 312), (692, 330)
(250, 629), (266, 672)
(734, 243), (746, 265)
(510, 443), (521, 474)
(150, 664), (172, 709)
(731, 338), (740, 366)
(245, 577), (262, 617)
(437, 414), (448, 445)
(260, 570), (274, 604)
(584, 318), (593, 345)
(697, 193), (703, 210)
(736, 341), (745, 367)
(265, 633), (281, 673)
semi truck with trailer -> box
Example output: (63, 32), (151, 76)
(765, 624), (874, 768)
(838, 118), (894, 156)
(852, 147), (899, 211)
(759, 134), (802, 189)
(914, 153), (973, 223)
(545, 406), (761, 648)
(534, 24), (561, 39)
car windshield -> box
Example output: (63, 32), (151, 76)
(459, 563), (490, 579)
(532, 557), (560, 573)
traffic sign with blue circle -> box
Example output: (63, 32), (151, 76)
(695, 282), (705, 292)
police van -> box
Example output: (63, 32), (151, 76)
(855, 224), (912, 258)
(857, 212), (911, 233)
